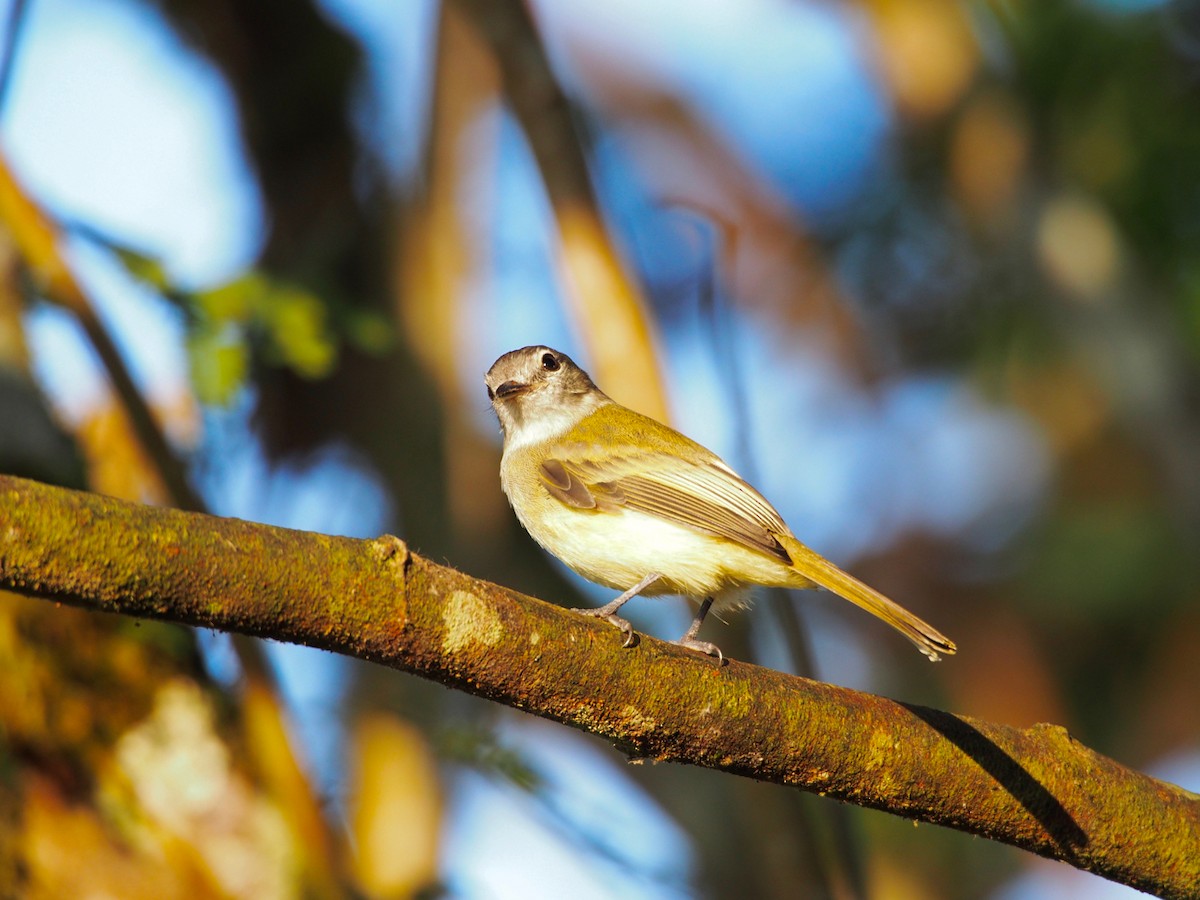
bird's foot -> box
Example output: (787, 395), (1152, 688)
(571, 607), (638, 648)
(671, 596), (724, 665)
(570, 573), (662, 648)
(671, 637), (726, 666)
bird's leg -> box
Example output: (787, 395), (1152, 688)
(572, 572), (661, 648)
(672, 597), (725, 665)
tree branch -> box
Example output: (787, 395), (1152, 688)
(0, 474), (1196, 898)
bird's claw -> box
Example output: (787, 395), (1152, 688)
(672, 637), (726, 667)
(571, 607), (638, 648)
(619, 623), (637, 648)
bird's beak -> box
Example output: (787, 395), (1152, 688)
(493, 380), (526, 399)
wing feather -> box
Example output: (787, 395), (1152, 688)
(539, 449), (792, 565)
(538, 458), (624, 510)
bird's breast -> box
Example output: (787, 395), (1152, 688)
(500, 446), (798, 601)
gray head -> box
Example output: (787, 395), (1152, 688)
(485, 346), (607, 445)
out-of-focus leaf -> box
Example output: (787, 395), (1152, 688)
(187, 326), (250, 406)
(184, 273), (340, 403)
(23, 774), (226, 900)
(196, 273), (263, 324)
(343, 308), (395, 355)
(347, 715), (442, 899)
(112, 246), (174, 295)
(110, 679), (299, 899)
(0, 150), (82, 308)
(1035, 192), (1122, 299)
(258, 283), (338, 379)
(865, 0), (979, 120)
(242, 680), (340, 899)
(2, 594), (300, 899)
(950, 90), (1030, 232)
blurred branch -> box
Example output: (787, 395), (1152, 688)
(449, 0), (669, 421)
(2, 474), (1197, 899)
(0, 150), (349, 898)
(0, 150), (202, 510)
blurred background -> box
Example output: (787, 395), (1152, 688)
(0, 0), (1198, 897)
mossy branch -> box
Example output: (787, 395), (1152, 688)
(0, 474), (1196, 898)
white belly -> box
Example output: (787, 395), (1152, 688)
(506, 480), (796, 612)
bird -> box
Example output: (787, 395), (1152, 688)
(484, 344), (956, 664)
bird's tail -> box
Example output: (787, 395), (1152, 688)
(777, 534), (956, 662)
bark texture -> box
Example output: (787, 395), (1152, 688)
(0, 474), (1197, 898)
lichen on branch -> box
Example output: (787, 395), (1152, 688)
(0, 474), (1196, 899)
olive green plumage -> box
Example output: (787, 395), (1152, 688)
(486, 345), (955, 662)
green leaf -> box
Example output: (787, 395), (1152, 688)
(343, 308), (395, 355)
(187, 326), (249, 406)
(195, 272), (266, 323)
(259, 283), (337, 379)
(113, 246), (173, 293)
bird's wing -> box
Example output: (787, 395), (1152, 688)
(539, 448), (793, 565)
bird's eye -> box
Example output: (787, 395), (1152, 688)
(541, 352), (560, 371)
(486, 384), (495, 400)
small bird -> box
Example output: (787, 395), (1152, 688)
(485, 345), (956, 664)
